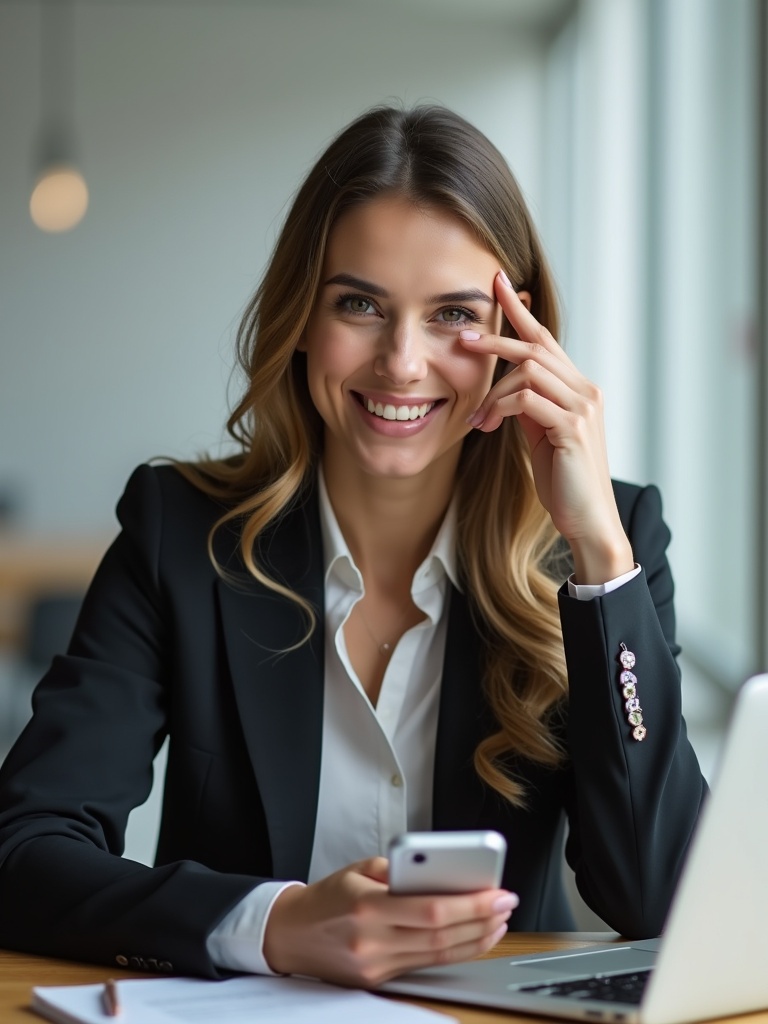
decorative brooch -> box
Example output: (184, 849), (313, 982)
(619, 643), (646, 741)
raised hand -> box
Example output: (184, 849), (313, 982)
(461, 271), (634, 585)
(263, 857), (518, 987)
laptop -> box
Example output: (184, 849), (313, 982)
(382, 673), (768, 1024)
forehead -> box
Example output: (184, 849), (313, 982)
(322, 197), (499, 290)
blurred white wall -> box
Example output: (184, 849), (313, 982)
(541, 0), (647, 483)
(0, 0), (553, 532)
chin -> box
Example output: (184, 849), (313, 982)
(362, 460), (431, 480)
(356, 445), (460, 483)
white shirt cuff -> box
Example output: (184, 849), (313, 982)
(206, 880), (305, 974)
(567, 564), (641, 601)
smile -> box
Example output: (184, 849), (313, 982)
(364, 398), (436, 421)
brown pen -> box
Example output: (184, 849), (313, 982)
(101, 978), (121, 1017)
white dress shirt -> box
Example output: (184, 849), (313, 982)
(206, 476), (641, 973)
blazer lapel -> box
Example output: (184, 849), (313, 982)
(432, 586), (492, 830)
(216, 488), (325, 881)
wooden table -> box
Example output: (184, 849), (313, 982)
(0, 531), (112, 651)
(2, 935), (767, 1023)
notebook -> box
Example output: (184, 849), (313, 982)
(382, 673), (768, 1024)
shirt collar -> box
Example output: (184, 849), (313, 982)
(317, 468), (461, 595)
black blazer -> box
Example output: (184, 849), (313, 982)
(0, 465), (706, 977)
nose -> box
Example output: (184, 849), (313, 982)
(374, 318), (428, 384)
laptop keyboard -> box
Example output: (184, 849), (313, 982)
(519, 968), (652, 1004)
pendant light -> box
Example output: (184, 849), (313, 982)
(29, 0), (89, 233)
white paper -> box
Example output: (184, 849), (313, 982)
(32, 974), (457, 1024)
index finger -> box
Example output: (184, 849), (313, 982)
(495, 271), (573, 366)
(381, 888), (519, 929)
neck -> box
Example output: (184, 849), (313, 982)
(321, 452), (459, 591)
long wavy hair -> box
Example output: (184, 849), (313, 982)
(178, 105), (568, 805)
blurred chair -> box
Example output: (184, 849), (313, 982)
(1, 590), (84, 747)
(23, 591), (83, 672)
(0, 487), (20, 527)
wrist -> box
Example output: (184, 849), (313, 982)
(262, 884), (305, 976)
(569, 534), (634, 586)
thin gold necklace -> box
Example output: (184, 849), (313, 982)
(356, 603), (411, 657)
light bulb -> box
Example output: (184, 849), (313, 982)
(29, 164), (89, 232)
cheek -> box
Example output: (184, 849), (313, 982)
(304, 327), (353, 381)
(482, 353), (500, 388)
(445, 347), (498, 398)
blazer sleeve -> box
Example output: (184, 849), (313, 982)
(558, 482), (708, 938)
(0, 466), (263, 977)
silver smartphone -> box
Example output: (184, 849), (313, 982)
(388, 830), (507, 894)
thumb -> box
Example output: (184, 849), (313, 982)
(516, 412), (548, 453)
(355, 856), (390, 886)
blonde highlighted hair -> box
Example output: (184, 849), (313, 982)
(179, 105), (568, 805)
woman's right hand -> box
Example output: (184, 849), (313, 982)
(262, 857), (518, 987)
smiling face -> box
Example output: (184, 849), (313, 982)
(300, 196), (503, 489)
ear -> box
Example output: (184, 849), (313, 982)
(516, 289), (532, 312)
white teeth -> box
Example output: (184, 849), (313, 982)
(365, 399), (434, 421)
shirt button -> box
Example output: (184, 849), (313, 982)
(390, 773), (403, 788)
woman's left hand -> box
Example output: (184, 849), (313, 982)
(460, 271), (634, 585)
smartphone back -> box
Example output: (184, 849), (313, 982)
(388, 830), (507, 894)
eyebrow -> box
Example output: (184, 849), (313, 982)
(323, 273), (495, 306)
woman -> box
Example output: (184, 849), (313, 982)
(0, 105), (705, 987)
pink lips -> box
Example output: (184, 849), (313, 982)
(352, 391), (444, 436)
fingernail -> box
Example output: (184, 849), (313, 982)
(466, 410), (485, 428)
(490, 923), (509, 945)
(498, 269), (512, 288)
(492, 893), (520, 913)
(460, 330), (481, 341)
